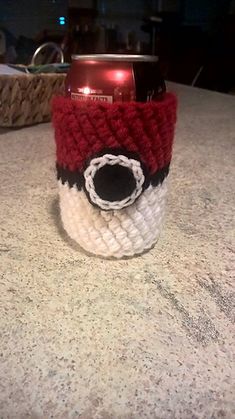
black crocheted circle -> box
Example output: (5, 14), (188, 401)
(93, 164), (137, 202)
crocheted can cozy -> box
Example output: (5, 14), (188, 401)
(52, 93), (177, 258)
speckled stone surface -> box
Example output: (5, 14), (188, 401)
(0, 83), (234, 419)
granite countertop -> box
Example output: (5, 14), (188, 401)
(0, 83), (234, 419)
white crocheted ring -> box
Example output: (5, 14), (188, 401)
(84, 153), (145, 210)
(59, 179), (167, 258)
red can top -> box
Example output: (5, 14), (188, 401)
(66, 54), (162, 103)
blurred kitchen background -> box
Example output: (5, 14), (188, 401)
(0, 0), (235, 93)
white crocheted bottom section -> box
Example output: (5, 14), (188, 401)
(58, 180), (168, 258)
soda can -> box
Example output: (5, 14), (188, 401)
(65, 54), (166, 103)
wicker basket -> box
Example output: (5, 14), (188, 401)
(0, 72), (66, 127)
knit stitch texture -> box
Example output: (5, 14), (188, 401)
(53, 93), (177, 173)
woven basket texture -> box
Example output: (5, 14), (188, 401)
(0, 72), (66, 127)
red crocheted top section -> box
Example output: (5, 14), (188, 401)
(52, 93), (177, 174)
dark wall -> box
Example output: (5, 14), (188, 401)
(0, 0), (68, 38)
(182, 0), (231, 30)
